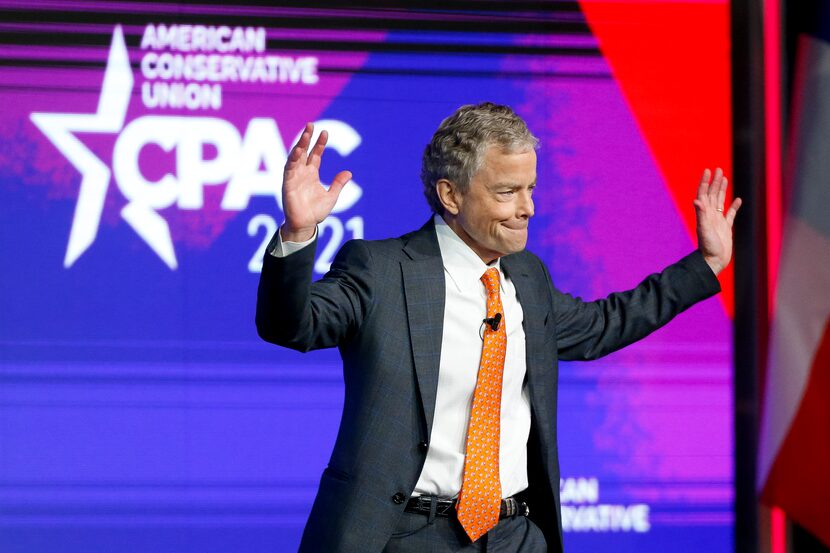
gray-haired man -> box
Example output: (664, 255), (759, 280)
(256, 102), (740, 552)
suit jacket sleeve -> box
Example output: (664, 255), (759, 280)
(256, 234), (374, 352)
(548, 250), (721, 361)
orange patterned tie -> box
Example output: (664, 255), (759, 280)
(456, 267), (506, 542)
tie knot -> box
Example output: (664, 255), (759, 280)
(480, 267), (500, 297)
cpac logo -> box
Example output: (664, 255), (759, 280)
(30, 26), (361, 269)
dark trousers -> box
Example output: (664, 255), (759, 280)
(383, 511), (547, 553)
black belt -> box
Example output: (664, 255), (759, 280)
(404, 495), (530, 519)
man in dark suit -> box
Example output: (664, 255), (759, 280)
(256, 103), (741, 552)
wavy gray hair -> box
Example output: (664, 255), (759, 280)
(421, 102), (539, 214)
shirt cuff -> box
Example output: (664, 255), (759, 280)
(268, 226), (317, 258)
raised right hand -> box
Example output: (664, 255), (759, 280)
(280, 123), (352, 243)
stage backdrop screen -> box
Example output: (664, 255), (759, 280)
(0, 2), (734, 551)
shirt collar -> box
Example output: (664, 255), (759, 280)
(433, 214), (503, 293)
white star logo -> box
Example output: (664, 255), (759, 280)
(30, 26), (163, 268)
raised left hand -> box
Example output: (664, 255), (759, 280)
(693, 168), (742, 275)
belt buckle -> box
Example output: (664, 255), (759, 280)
(504, 497), (516, 517)
(412, 496), (454, 517)
(501, 496), (530, 518)
(436, 499), (454, 516)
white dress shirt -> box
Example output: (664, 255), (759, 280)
(270, 215), (531, 499)
(413, 215), (530, 499)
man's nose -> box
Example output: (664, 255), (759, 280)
(517, 191), (534, 219)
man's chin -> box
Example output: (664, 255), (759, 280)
(499, 240), (527, 257)
(504, 232), (528, 253)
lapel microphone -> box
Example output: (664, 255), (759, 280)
(483, 313), (502, 332)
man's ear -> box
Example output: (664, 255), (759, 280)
(436, 179), (461, 215)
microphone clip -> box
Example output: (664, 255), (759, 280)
(483, 312), (502, 332)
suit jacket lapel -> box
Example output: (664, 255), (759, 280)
(401, 220), (445, 438)
(502, 254), (551, 427)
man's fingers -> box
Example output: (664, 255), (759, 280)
(708, 167), (723, 206)
(717, 175), (728, 210)
(296, 122), (313, 149)
(292, 123), (314, 164)
(697, 168), (711, 202)
(323, 171), (351, 213)
(696, 168), (732, 212)
(327, 170), (352, 199)
(725, 197), (742, 227)
(308, 130), (329, 169)
(284, 144), (304, 177)
(285, 123), (316, 177)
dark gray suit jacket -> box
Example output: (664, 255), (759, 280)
(256, 219), (720, 552)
